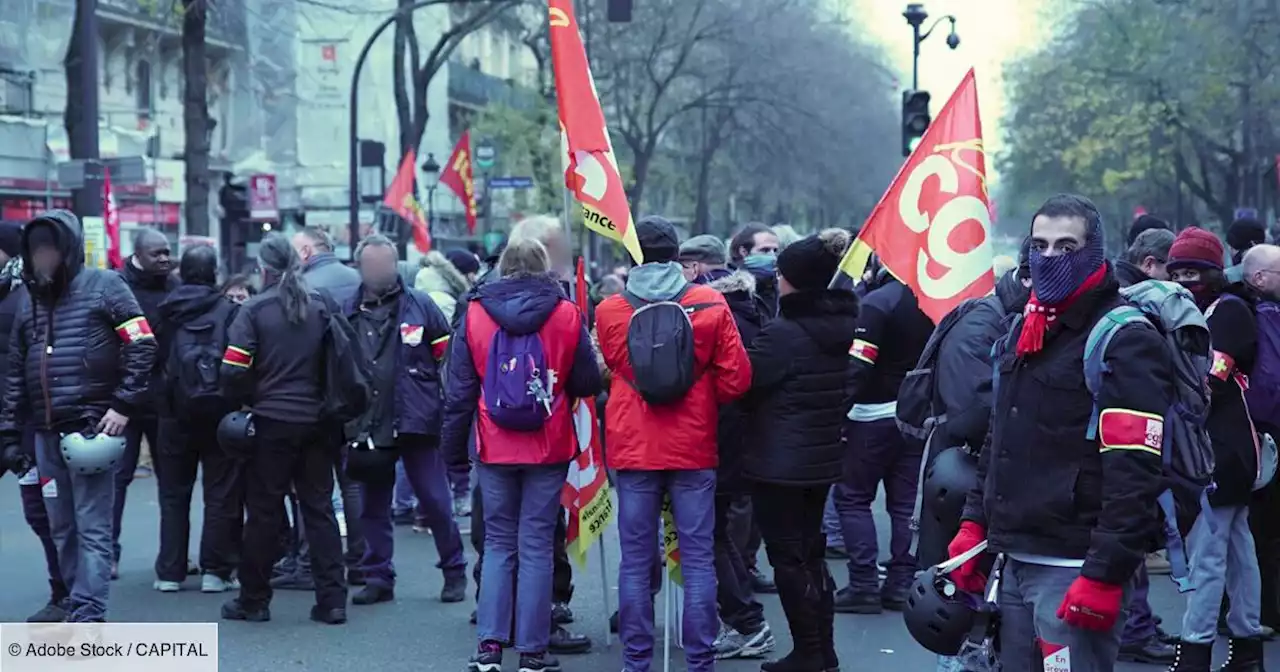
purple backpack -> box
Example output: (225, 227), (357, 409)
(484, 329), (553, 431)
(1246, 301), (1280, 425)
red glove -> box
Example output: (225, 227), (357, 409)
(946, 521), (988, 593)
(1056, 577), (1124, 631)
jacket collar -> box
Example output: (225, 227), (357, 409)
(1056, 264), (1119, 332)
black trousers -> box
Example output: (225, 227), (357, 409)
(716, 493), (765, 633)
(471, 484), (574, 604)
(754, 483), (836, 663)
(155, 416), (246, 582)
(286, 436), (366, 573)
(239, 418), (347, 610)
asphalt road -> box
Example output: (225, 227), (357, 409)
(0, 476), (1274, 671)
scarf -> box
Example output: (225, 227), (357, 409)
(1015, 263), (1107, 357)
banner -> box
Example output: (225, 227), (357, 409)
(832, 68), (994, 323)
(383, 150), (432, 253)
(562, 257), (614, 565)
(440, 131), (479, 235)
(661, 494), (683, 585)
(548, 0), (642, 263)
(101, 166), (122, 269)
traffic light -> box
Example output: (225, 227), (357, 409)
(901, 90), (931, 157)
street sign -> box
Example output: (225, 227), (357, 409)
(81, 216), (107, 269)
(487, 176), (534, 189)
(249, 174), (279, 221)
(1235, 207), (1259, 221)
(56, 157), (147, 189)
(475, 141), (497, 171)
(104, 156), (147, 185)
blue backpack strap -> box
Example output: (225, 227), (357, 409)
(1083, 306), (1148, 441)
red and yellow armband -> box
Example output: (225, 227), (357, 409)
(115, 317), (154, 344)
(430, 335), (450, 360)
(1098, 408), (1163, 457)
(222, 345), (253, 369)
(849, 339), (879, 366)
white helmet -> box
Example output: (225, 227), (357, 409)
(59, 432), (128, 476)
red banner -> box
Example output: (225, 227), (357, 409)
(440, 131), (478, 235)
(102, 167), (123, 269)
(383, 150), (431, 253)
(548, 0), (642, 263)
(833, 69), (994, 323)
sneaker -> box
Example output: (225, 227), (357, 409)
(468, 642), (503, 672)
(833, 586), (882, 614)
(737, 622), (775, 658)
(153, 580), (182, 593)
(1145, 551), (1172, 575)
(551, 602), (574, 624)
(187, 560), (201, 576)
(133, 465), (153, 479)
(27, 599), (68, 623)
(201, 575), (239, 593)
(309, 605), (347, 625)
(454, 495), (473, 518)
(517, 652), (561, 672)
(441, 574), (467, 603)
(412, 518), (432, 534)
(749, 567), (777, 594)
(547, 626), (592, 654)
(712, 623), (749, 659)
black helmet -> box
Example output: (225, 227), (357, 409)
(918, 446), (979, 566)
(904, 565), (979, 655)
(217, 411), (256, 457)
(345, 441), (398, 486)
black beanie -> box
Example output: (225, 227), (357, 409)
(25, 221), (60, 253)
(635, 215), (680, 263)
(1127, 214), (1171, 247)
(1227, 217), (1266, 252)
(776, 234), (841, 292)
(0, 221), (22, 258)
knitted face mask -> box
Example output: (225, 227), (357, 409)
(1027, 233), (1105, 304)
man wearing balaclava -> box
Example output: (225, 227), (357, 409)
(946, 194), (1176, 669)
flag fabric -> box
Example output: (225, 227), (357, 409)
(832, 68), (995, 323)
(440, 131), (479, 235)
(661, 494), (683, 585)
(548, 0), (643, 264)
(561, 257), (615, 565)
(102, 167), (122, 269)
(383, 150), (432, 253)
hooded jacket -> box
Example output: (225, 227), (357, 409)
(441, 273), (601, 467)
(706, 269), (770, 491)
(118, 258), (179, 413)
(847, 273), (934, 414)
(1203, 285), (1261, 506)
(932, 269), (1031, 451)
(301, 251), (360, 303)
(155, 283), (239, 418)
(595, 262), (752, 471)
(740, 288), (859, 485)
(414, 251), (472, 323)
(0, 210), (157, 440)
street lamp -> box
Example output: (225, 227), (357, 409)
(903, 3), (959, 91)
(421, 152), (440, 238)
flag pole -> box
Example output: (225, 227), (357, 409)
(663, 566), (672, 672)
(597, 537), (612, 647)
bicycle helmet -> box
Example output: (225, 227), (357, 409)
(59, 432), (127, 476)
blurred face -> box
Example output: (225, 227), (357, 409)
(136, 239), (173, 274)
(1030, 215), (1087, 257)
(680, 260), (712, 281)
(224, 285), (250, 304)
(290, 233), (315, 263)
(359, 243), (400, 293)
(1249, 263), (1280, 299)
(749, 232), (780, 256)
(1140, 255), (1169, 281)
(31, 245), (61, 282)
(542, 232), (570, 276)
(1171, 268), (1202, 283)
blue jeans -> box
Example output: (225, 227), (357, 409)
(476, 461), (569, 652)
(392, 460), (418, 516)
(836, 418), (922, 591)
(1181, 504), (1263, 643)
(822, 486), (843, 548)
(616, 469), (717, 672)
(36, 431), (115, 622)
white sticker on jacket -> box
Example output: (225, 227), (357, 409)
(400, 323), (424, 347)
(40, 477), (57, 499)
(18, 467), (38, 486)
(1041, 640), (1070, 671)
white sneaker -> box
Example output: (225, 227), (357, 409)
(201, 574), (240, 593)
(337, 511), (348, 537)
(153, 580), (181, 593)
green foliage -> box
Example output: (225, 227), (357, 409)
(471, 99), (560, 214)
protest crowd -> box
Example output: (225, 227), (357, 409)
(2, 192), (1280, 672)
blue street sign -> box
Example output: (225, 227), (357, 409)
(487, 176), (534, 189)
(1235, 207), (1259, 221)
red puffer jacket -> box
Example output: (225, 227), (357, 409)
(595, 280), (752, 471)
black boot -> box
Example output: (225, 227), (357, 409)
(1170, 640), (1214, 672)
(761, 563), (824, 672)
(808, 535), (839, 672)
(1216, 636), (1266, 672)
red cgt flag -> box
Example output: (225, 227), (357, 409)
(548, 0), (642, 263)
(440, 131), (478, 235)
(383, 150), (432, 253)
(833, 68), (994, 323)
(102, 166), (122, 269)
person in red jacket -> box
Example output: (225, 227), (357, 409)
(596, 216), (752, 672)
(441, 237), (603, 672)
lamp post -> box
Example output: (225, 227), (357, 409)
(421, 152), (440, 239)
(902, 3), (959, 91)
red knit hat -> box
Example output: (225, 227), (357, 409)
(1166, 226), (1225, 271)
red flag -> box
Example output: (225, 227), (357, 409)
(102, 167), (122, 269)
(383, 150), (432, 253)
(440, 131), (478, 235)
(833, 69), (994, 323)
(548, 0), (642, 263)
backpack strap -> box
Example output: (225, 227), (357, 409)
(1082, 306), (1149, 441)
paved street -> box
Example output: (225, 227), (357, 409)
(0, 477), (1275, 671)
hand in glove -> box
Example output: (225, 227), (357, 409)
(1056, 576), (1124, 631)
(2, 442), (32, 476)
(946, 521), (988, 593)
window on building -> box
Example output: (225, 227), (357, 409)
(135, 60), (152, 120)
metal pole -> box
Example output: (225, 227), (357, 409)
(911, 24), (921, 90)
(70, 0), (103, 219)
(597, 535), (612, 648)
(427, 186), (436, 240)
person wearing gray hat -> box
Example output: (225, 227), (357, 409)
(678, 234), (729, 282)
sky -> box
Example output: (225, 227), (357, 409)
(848, 0), (1065, 181)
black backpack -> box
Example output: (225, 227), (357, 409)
(318, 296), (372, 424)
(167, 300), (237, 419)
(896, 296), (1001, 441)
(622, 287), (717, 405)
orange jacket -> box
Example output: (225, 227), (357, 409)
(595, 283), (752, 470)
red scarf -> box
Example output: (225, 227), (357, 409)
(1015, 264), (1108, 357)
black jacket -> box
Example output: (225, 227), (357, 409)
(933, 270), (1029, 451)
(740, 289), (859, 486)
(0, 210), (157, 440)
(156, 283), (239, 418)
(219, 284), (329, 423)
(119, 261), (179, 414)
(1113, 259), (1149, 288)
(847, 274), (934, 406)
(962, 268), (1173, 585)
(707, 269), (771, 492)
(1204, 286), (1260, 505)
(0, 279), (28, 400)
